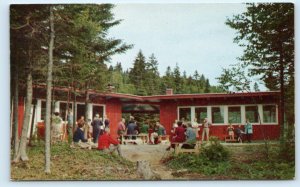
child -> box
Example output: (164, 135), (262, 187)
(227, 123), (235, 140)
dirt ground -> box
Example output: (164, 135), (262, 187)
(120, 144), (176, 179)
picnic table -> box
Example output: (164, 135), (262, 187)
(121, 134), (148, 145)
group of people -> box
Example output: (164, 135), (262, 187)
(70, 113), (122, 156)
(51, 109), (255, 157)
(117, 116), (166, 144)
(227, 119), (253, 143)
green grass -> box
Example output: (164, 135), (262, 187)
(11, 142), (138, 180)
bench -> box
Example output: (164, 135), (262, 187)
(224, 136), (241, 143)
(173, 141), (201, 155)
(121, 134), (148, 145)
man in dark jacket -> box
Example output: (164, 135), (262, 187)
(91, 114), (104, 143)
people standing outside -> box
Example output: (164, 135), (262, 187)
(202, 118), (212, 142)
(117, 118), (126, 136)
(98, 128), (122, 156)
(51, 110), (64, 143)
(67, 108), (73, 143)
(192, 118), (200, 139)
(245, 119), (253, 143)
(91, 114), (103, 143)
(104, 114), (110, 129)
(235, 124), (244, 143)
(139, 121), (149, 143)
(227, 123), (235, 140)
(126, 119), (138, 139)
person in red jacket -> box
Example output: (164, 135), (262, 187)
(98, 128), (122, 156)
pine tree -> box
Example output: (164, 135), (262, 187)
(129, 50), (147, 95)
(253, 82), (260, 92)
(204, 79), (210, 93)
(173, 64), (182, 94)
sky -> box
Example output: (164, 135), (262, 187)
(108, 3), (248, 86)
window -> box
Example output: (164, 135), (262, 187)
(245, 106), (259, 123)
(93, 105), (104, 119)
(179, 108), (191, 122)
(76, 104), (85, 121)
(263, 105), (277, 123)
(195, 107), (207, 123)
(212, 106), (224, 123)
(228, 106), (241, 123)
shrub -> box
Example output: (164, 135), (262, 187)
(200, 136), (230, 162)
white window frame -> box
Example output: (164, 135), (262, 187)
(177, 104), (278, 126)
(227, 105), (242, 125)
(261, 104), (278, 124)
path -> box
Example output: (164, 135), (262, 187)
(120, 144), (176, 179)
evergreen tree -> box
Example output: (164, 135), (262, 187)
(204, 79), (210, 93)
(129, 50), (147, 95)
(226, 3), (294, 143)
(253, 82), (260, 92)
(173, 64), (182, 94)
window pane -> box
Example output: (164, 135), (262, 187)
(212, 106), (224, 123)
(41, 101), (46, 120)
(245, 106), (259, 123)
(263, 105), (276, 123)
(228, 106), (241, 123)
(195, 107), (207, 123)
(179, 108), (191, 122)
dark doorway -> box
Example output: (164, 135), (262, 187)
(92, 105), (104, 119)
(76, 104), (85, 120)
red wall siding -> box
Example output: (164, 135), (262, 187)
(105, 99), (122, 139)
(160, 101), (177, 134)
(207, 125), (280, 141)
(18, 97), (25, 137)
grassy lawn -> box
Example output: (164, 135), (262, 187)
(164, 142), (295, 180)
(11, 142), (139, 180)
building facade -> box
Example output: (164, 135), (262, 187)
(15, 86), (280, 140)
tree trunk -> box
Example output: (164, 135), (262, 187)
(13, 65), (19, 157)
(45, 5), (55, 174)
(13, 70), (32, 162)
(279, 46), (285, 145)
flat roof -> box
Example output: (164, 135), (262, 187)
(33, 84), (280, 101)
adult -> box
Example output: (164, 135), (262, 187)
(166, 121), (186, 150)
(104, 114), (110, 128)
(67, 108), (73, 143)
(244, 119), (253, 143)
(150, 122), (166, 144)
(235, 124), (244, 143)
(191, 118), (200, 139)
(91, 114), (104, 143)
(117, 118), (126, 136)
(182, 122), (197, 149)
(201, 118), (212, 142)
(227, 123), (235, 140)
(139, 122), (149, 143)
(126, 120), (138, 138)
(98, 128), (122, 156)
(72, 122), (91, 149)
(76, 116), (85, 133)
(51, 111), (64, 143)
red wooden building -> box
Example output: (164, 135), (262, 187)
(16, 86), (281, 140)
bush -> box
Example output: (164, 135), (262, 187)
(200, 136), (230, 162)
